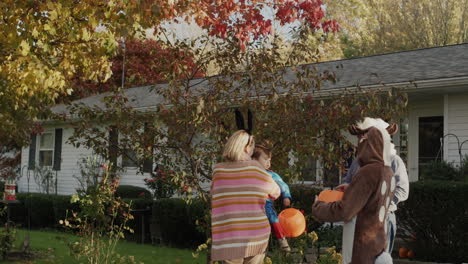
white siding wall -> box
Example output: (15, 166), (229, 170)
(446, 93), (468, 166)
(120, 168), (149, 189)
(19, 126), (149, 195)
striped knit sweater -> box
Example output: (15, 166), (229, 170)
(211, 160), (281, 261)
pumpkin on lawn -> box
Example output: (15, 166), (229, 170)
(399, 247), (409, 258)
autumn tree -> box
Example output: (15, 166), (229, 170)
(68, 38), (204, 100)
(42, 3), (410, 260)
(65, 5), (405, 203)
(0, 0), (339, 146)
(0, 0), (339, 181)
(326, 0), (468, 58)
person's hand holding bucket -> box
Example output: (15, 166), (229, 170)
(317, 189), (344, 203)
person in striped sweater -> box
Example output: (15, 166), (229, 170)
(211, 130), (281, 264)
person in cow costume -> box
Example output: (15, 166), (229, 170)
(313, 118), (396, 264)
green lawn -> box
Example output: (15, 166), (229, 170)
(2, 229), (206, 264)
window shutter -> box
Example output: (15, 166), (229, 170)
(28, 134), (37, 170)
(53, 128), (63, 171)
(109, 126), (119, 168)
(142, 123), (153, 173)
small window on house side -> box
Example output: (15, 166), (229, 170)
(39, 132), (54, 167)
(122, 149), (138, 168)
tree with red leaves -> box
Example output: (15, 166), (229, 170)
(2, 0), (339, 145)
(69, 39), (204, 100)
(195, 0), (339, 50)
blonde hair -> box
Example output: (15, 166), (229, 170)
(223, 130), (255, 161)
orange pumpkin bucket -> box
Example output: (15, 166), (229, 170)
(318, 190), (344, 203)
(278, 208), (306, 238)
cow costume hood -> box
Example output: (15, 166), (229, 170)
(356, 117), (396, 166)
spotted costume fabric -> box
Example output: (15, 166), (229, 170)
(313, 127), (395, 264)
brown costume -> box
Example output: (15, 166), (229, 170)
(313, 127), (395, 264)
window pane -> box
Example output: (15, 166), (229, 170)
(418, 116), (443, 176)
(399, 118), (409, 165)
(39, 150), (53, 167)
(301, 157), (317, 181)
(40, 133), (54, 149)
(122, 149), (138, 168)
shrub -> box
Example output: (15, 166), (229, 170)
(115, 185), (151, 199)
(289, 184), (323, 232)
(123, 198), (153, 243)
(61, 171), (134, 264)
(460, 154), (468, 182)
(7, 192), (153, 245)
(316, 225), (343, 251)
(151, 198), (207, 248)
(144, 170), (177, 199)
(419, 160), (459, 181)
(8, 193), (75, 229)
(397, 180), (468, 263)
(0, 206), (16, 260)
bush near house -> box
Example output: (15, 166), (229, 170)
(148, 185), (324, 249)
(420, 155), (468, 182)
(123, 197), (153, 243)
(115, 185), (152, 199)
(5, 193), (152, 241)
(7, 193), (76, 229)
(5, 185), (324, 249)
(151, 198), (207, 248)
(289, 184), (323, 232)
(397, 180), (468, 263)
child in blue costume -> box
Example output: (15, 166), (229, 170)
(252, 144), (292, 252)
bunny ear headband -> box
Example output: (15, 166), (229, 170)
(235, 108), (254, 134)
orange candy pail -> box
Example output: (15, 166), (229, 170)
(278, 208), (306, 238)
(317, 190), (344, 203)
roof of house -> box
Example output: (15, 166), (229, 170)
(52, 43), (468, 114)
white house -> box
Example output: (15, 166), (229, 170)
(18, 44), (468, 194)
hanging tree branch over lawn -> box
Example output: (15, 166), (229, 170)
(0, 0), (338, 145)
(66, 33), (408, 204)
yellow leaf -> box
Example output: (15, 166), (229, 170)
(49, 9), (58, 20)
(82, 28), (91, 41)
(19, 41), (30, 56)
(32, 28), (39, 38)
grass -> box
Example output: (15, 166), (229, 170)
(1, 229), (206, 264)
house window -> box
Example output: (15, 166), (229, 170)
(301, 157), (317, 182)
(398, 118), (409, 165)
(122, 149), (138, 168)
(418, 116), (443, 176)
(39, 132), (54, 167)
(322, 165), (340, 187)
